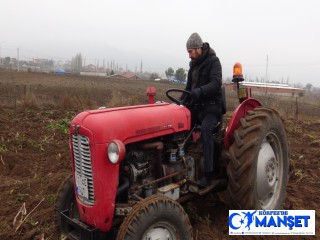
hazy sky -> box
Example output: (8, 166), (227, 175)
(1, 0), (319, 87)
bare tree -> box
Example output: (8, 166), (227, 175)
(305, 83), (313, 92)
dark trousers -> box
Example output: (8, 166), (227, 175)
(190, 108), (220, 174)
(200, 113), (219, 174)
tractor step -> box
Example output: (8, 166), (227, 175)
(198, 178), (227, 195)
(186, 178), (227, 195)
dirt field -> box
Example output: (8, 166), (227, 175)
(0, 70), (319, 239)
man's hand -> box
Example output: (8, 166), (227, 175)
(190, 88), (202, 102)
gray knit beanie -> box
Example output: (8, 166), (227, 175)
(186, 32), (203, 49)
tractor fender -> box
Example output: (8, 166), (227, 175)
(224, 98), (262, 147)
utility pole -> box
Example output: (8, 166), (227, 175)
(265, 54), (269, 82)
(140, 59), (143, 73)
(0, 41), (4, 66)
(17, 48), (20, 72)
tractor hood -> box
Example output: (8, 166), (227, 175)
(70, 102), (191, 144)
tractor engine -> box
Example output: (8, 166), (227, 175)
(118, 135), (197, 202)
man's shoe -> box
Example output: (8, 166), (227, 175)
(197, 171), (222, 187)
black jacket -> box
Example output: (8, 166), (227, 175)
(184, 42), (222, 116)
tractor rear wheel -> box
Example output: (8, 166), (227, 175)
(54, 175), (79, 233)
(227, 107), (289, 209)
(116, 195), (193, 240)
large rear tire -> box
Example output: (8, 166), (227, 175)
(116, 195), (193, 240)
(227, 107), (289, 209)
(54, 175), (79, 233)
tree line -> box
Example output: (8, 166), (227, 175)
(165, 67), (187, 82)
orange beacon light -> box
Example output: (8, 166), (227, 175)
(231, 62), (250, 102)
(232, 62), (244, 82)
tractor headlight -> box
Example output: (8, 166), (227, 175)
(108, 140), (126, 164)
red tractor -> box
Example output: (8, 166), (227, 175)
(55, 63), (289, 239)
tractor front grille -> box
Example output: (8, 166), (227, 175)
(72, 134), (95, 205)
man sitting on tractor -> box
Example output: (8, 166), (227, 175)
(181, 32), (223, 186)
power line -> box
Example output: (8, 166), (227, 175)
(19, 48), (69, 60)
(0, 46), (69, 60)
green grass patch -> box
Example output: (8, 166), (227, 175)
(0, 145), (7, 153)
(47, 194), (56, 205)
(47, 118), (70, 134)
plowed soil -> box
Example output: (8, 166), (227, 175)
(0, 71), (319, 239)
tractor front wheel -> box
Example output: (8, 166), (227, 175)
(227, 107), (289, 209)
(54, 175), (79, 233)
(116, 195), (193, 240)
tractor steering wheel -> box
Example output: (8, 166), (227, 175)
(166, 89), (191, 105)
